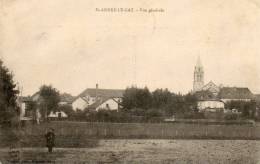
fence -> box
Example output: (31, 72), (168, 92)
(22, 121), (260, 140)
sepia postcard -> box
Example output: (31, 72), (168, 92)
(0, 0), (260, 163)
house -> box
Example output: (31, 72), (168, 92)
(218, 87), (254, 103)
(48, 111), (68, 118)
(59, 93), (74, 105)
(88, 97), (122, 111)
(255, 94), (260, 106)
(29, 91), (74, 123)
(72, 84), (124, 111)
(31, 91), (40, 102)
(17, 96), (33, 121)
(197, 99), (225, 112)
(201, 81), (220, 96)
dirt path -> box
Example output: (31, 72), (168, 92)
(0, 140), (260, 163)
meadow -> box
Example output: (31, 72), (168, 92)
(0, 121), (258, 148)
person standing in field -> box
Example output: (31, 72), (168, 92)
(45, 128), (55, 153)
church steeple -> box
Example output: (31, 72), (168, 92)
(193, 56), (204, 92)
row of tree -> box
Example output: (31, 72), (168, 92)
(121, 87), (198, 117)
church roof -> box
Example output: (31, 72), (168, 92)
(202, 81), (219, 91)
(218, 87), (254, 100)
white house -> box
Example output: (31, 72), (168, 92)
(17, 96), (33, 121)
(48, 111), (68, 118)
(72, 97), (89, 111)
(197, 100), (225, 112)
(72, 85), (124, 111)
(88, 97), (122, 111)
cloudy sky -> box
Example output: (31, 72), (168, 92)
(1, 0), (260, 96)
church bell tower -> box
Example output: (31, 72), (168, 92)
(193, 56), (204, 92)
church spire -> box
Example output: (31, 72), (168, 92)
(196, 56), (202, 68)
(193, 56), (204, 92)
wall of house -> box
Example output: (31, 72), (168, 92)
(20, 102), (26, 118)
(72, 97), (88, 111)
(198, 101), (224, 111)
(48, 111), (68, 118)
(221, 99), (251, 103)
(96, 99), (119, 111)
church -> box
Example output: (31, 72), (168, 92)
(192, 57), (254, 112)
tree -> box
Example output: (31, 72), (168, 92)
(152, 88), (172, 108)
(38, 85), (60, 120)
(122, 86), (152, 110)
(0, 60), (19, 126)
(58, 104), (74, 117)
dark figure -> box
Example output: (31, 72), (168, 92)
(45, 128), (55, 153)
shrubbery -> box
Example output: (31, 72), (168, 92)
(225, 100), (256, 118)
(224, 112), (239, 120)
(68, 109), (164, 123)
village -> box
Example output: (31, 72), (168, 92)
(17, 57), (260, 124)
(1, 0), (260, 163)
(0, 57), (258, 163)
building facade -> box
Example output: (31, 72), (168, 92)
(72, 85), (124, 111)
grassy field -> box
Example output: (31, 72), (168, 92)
(1, 121), (260, 149)
(19, 121), (260, 140)
(0, 139), (259, 163)
(1, 122), (260, 163)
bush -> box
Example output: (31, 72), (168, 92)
(130, 108), (146, 116)
(224, 113), (239, 120)
(58, 105), (74, 117)
(145, 109), (163, 118)
(182, 112), (205, 119)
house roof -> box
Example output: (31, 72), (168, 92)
(202, 81), (219, 92)
(218, 87), (254, 99)
(194, 90), (216, 100)
(18, 96), (32, 102)
(60, 93), (74, 103)
(87, 97), (111, 109)
(77, 88), (124, 99)
(198, 99), (224, 103)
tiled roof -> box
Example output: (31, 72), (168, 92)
(18, 96), (32, 102)
(194, 90), (217, 100)
(78, 88), (124, 99)
(218, 87), (253, 99)
(60, 93), (74, 103)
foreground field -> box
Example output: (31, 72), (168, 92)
(0, 139), (260, 163)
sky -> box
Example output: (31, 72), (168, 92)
(0, 0), (260, 96)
